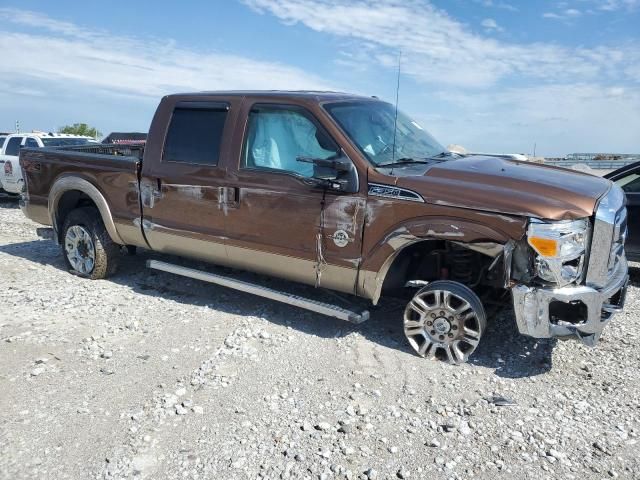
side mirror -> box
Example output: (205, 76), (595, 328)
(297, 151), (358, 193)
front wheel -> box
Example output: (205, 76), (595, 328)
(403, 280), (486, 364)
(61, 207), (120, 279)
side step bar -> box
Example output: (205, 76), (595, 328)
(147, 260), (369, 324)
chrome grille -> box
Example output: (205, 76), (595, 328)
(585, 185), (627, 289)
(609, 208), (627, 273)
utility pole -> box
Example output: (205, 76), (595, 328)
(533, 142), (537, 158)
(15, 120), (20, 133)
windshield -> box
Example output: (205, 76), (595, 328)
(41, 138), (92, 147)
(324, 101), (446, 166)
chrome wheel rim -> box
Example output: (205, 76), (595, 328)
(404, 289), (483, 364)
(64, 225), (95, 274)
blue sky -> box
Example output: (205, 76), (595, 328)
(0, 0), (639, 156)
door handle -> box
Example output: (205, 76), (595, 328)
(218, 186), (239, 206)
(141, 180), (162, 209)
(230, 187), (240, 204)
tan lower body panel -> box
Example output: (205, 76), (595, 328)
(143, 229), (359, 295)
(227, 244), (357, 294)
(21, 202), (51, 226)
(143, 228), (229, 266)
(114, 222), (149, 248)
(357, 270), (383, 304)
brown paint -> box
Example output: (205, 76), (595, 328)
(19, 91), (614, 300)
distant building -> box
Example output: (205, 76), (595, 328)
(567, 153), (640, 161)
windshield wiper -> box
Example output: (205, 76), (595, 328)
(426, 151), (462, 160)
(376, 157), (432, 168)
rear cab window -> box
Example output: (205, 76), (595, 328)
(25, 138), (39, 148)
(163, 102), (229, 166)
(4, 137), (24, 156)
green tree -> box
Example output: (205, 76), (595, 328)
(58, 123), (102, 139)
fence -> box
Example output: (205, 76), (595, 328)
(544, 159), (639, 170)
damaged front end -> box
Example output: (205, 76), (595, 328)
(510, 185), (629, 346)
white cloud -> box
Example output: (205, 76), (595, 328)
(542, 7), (582, 20)
(0, 7), (334, 100)
(474, 0), (518, 11)
(481, 18), (503, 32)
(242, 0), (639, 89)
(596, 0), (640, 11)
(242, 0), (640, 155)
(0, 4), (638, 155)
(426, 84), (640, 156)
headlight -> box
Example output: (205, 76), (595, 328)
(527, 218), (590, 286)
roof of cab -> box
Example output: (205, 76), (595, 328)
(166, 91), (381, 102)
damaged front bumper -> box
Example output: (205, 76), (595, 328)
(511, 256), (628, 346)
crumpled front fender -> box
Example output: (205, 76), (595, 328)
(358, 216), (523, 304)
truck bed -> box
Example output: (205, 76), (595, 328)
(19, 144), (146, 247)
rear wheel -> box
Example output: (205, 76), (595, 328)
(61, 207), (120, 279)
(403, 280), (486, 364)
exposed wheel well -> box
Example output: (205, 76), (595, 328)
(55, 190), (98, 242)
(380, 240), (504, 297)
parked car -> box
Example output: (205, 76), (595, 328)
(18, 91), (628, 364)
(605, 161), (640, 261)
(0, 135), (7, 192)
(0, 132), (97, 195)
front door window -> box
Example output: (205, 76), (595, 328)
(242, 105), (338, 178)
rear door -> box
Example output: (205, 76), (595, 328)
(140, 97), (240, 264)
(222, 100), (367, 294)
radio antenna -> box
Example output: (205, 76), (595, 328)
(390, 51), (401, 175)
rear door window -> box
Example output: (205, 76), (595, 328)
(4, 137), (23, 156)
(25, 138), (39, 148)
(162, 102), (229, 166)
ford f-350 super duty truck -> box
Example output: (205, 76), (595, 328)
(19, 91), (629, 364)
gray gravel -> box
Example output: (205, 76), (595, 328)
(1, 197), (639, 479)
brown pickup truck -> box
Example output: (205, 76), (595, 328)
(19, 91), (629, 364)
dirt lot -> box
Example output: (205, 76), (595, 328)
(1, 197), (639, 480)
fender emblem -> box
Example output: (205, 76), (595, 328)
(328, 229), (351, 248)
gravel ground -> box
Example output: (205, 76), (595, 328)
(1, 197), (639, 480)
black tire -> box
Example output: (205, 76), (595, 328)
(403, 280), (487, 364)
(61, 207), (120, 279)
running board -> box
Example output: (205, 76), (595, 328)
(146, 260), (369, 324)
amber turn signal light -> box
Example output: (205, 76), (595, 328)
(528, 237), (558, 257)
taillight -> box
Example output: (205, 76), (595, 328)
(4, 161), (12, 175)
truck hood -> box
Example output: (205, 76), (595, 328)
(395, 156), (611, 220)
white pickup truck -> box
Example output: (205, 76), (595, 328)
(0, 133), (96, 195)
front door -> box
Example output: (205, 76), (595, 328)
(626, 192), (640, 258)
(610, 168), (640, 259)
(224, 102), (366, 294)
(140, 99), (237, 264)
